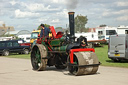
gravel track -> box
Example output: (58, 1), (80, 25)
(0, 57), (128, 85)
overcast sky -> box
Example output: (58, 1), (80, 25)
(0, 0), (128, 31)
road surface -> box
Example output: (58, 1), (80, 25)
(0, 57), (128, 85)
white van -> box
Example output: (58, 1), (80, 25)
(108, 34), (128, 62)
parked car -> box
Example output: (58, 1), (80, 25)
(0, 40), (30, 56)
(108, 34), (128, 62)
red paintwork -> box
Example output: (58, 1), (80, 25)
(20, 43), (31, 46)
(36, 37), (42, 44)
(56, 32), (63, 38)
(49, 26), (56, 38)
(48, 47), (52, 51)
(69, 48), (95, 64)
(49, 26), (63, 39)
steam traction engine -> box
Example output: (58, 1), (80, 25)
(31, 12), (100, 76)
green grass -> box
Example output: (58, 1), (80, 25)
(1, 45), (128, 68)
(95, 45), (128, 68)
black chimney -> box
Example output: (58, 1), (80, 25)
(68, 12), (75, 43)
(68, 12), (75, 36)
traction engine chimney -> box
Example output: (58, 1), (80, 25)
(68, 12), (75, 43)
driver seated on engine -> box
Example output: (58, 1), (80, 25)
(40, 24), (50, 38)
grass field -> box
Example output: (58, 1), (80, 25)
(1, 45), (128, 68)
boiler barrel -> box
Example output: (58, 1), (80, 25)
(53, 45), (68, 51)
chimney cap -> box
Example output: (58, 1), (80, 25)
(68, 12), (75, 15)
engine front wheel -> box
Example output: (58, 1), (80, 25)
(67, 52), (99, 76)
(67, 55), (78, 75)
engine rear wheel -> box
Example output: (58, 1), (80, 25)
(31, 44), (47, 71)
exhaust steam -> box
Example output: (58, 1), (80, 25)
(65, 0), (78, 11)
